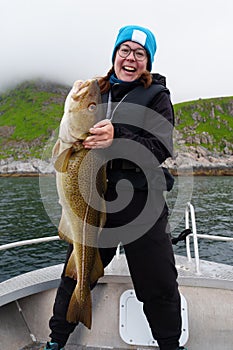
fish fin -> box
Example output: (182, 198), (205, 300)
(58, 229), (73, 244)
(90, 249), (104, 285)
(65, 252), (77, 280)
(58, 213), (73, 244)
(52, 139), (61, 157)
(66, 289), (92, 329)
(54, 147), (73, 172)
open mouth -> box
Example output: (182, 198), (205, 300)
(123, 66), (136, 72)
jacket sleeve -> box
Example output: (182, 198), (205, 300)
(113, 91), (174, 166)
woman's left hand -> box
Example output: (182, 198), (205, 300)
(83, 119), (114, 149)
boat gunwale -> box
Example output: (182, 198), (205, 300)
(1, 255), (233, 308)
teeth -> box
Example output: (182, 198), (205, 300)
(124, 66), (136, 72)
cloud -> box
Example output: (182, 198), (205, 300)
(0, 0), (232, 102)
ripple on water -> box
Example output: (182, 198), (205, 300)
(0, 176), (232, 282)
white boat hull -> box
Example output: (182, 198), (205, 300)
(1, 255), (233, 350)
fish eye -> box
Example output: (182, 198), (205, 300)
(88, 103), (97, 112)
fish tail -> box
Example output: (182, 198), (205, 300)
(79, 291), (92, 329)
(65, 252), (77, 279)
(66, 289), (92, 329)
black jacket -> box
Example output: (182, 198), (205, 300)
(102, 74), (174, 191)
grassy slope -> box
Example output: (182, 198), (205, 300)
(0, 80), (232, 159)
(174, 97), (233, 152)
(0, 80), (70, 159)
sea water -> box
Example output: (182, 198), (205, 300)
(0, 176), (232, 282)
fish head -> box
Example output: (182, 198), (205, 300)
(68, 79), (103, 140)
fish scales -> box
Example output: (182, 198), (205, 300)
(53, 79), (106, 328)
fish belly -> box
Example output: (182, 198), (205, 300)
(57, 148), (106, 327)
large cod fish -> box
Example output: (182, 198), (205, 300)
(52, 79), (106, 328)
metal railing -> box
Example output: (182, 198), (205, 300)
(184, 202), (233, 274)
(0, 235), (59, 251)
(185, 202), (200, 274)
(0, 202), (232, 276)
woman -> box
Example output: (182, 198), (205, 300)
(43, 25), (186, 350)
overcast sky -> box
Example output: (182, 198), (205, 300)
(0, 0), (232, 103)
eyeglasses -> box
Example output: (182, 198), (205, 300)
(117, 44), (147, 61)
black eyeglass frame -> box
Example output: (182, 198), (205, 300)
(117, 44), (148, 62)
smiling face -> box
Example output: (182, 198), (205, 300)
(113, 41), (148, 82)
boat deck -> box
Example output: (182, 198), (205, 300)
(1, 254), (233, 308)
(1, 254), (233, 350)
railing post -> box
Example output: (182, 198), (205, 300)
(185, 205), (192, 262)
(185, 202), (200, 275)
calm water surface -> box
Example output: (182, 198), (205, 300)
(0, 176), (232, 282)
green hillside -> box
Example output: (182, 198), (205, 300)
(0, 80), (232, 160)
(174, 97), (233, 153)
(0, 80), (70, 159)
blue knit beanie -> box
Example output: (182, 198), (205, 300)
(112, 25), (157, 71)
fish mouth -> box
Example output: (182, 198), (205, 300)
(123, 66), (137, 72)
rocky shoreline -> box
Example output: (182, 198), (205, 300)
(164, 146), (233, 176)
(1, 146), (233, 176)
(0, 158), (54, 177)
